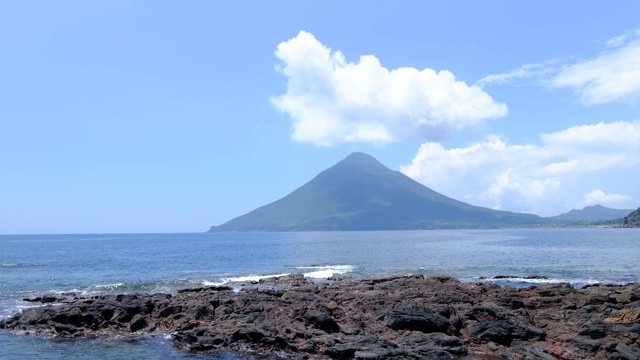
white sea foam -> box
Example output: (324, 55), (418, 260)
(92, 283), (125, 290)
(297, 264), (355, 278)
(202, 265), (355, 287)
(50, 288), (82, 294)
(222, 273), (292, 284)
(201, 280), (225, 286)
(44, 279), (207, 297)
(15, 303), (44, 311)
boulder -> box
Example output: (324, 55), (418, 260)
(129, 314), (148, 333)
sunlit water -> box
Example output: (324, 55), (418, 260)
(1, 229), (639, 359)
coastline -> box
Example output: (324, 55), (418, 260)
(2, 274), (639, 359)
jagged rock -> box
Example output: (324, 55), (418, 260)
(403, 333), (466, 355)
(383, 303), (450, 333)
(614, 343), (640, 360)
(303, 309), (340, 333)
(2, 274), (639, 359)
(466, 319), (544, 345)
(504, 344), (558, 360)
(605, 307), (640, 323)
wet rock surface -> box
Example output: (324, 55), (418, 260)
(1, 274), (639, 359)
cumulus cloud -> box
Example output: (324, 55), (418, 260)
(271, 31), (507, 147)
(583, 189), (632, 206)
(401, 121), (640, 215)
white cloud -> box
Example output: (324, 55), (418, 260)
(401, 121), (640, 215)
(476, 61), (557, 87)
(549, 34), (640, 105)
(605, 34), (628, 48)
(605, 27), (640, 48)
(480, 28), (640, 106)
(541, 121), (640, 147)
(271, 31), (507, 147)
(583, 189), (632, 206)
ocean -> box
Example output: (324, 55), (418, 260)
(1, 229), (639, 359)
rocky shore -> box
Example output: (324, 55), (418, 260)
(2, 274), (639, 359)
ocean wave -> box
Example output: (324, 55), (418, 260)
(214, 273), (293, 285)
(71, 279), (205, 295)
(17, 266), (356, 301)
(296, 264), (355, 278)
(0, 263), (43, 268)
(92, 283), (126, 290)
(476, 276), (623, 288)
(207, 265), (356, 285)
(45, 273), (625, 298)
(0, 296), (48, 320)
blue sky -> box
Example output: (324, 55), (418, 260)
(2, 1), (640, 234)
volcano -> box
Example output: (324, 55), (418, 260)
(209, 152), (545, 231)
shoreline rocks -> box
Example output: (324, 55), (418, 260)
(1, 274), (639, 359)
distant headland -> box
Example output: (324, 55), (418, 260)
(624, 208), (640, 227)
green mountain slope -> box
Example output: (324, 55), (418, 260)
(624, 208), (640, 227)
(209, 152), (547, 231)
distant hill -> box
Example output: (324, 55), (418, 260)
(549, 205), (635, 222)
(209, 152), (547, 231)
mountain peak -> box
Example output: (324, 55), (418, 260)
(339, 152), (384, 166)
(343, 152), (376, 161)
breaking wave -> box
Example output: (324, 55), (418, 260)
(295, 264), (355, 278)
(203, 264), (356, 286)
(64, 279), (206, 295)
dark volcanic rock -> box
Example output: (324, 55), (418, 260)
(2, 275), (639, 359)
(383, 303), (450, 333)
(129, 314), (148, 333)
(465, 319), (544, 345)
(304, 309), (340, 333)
